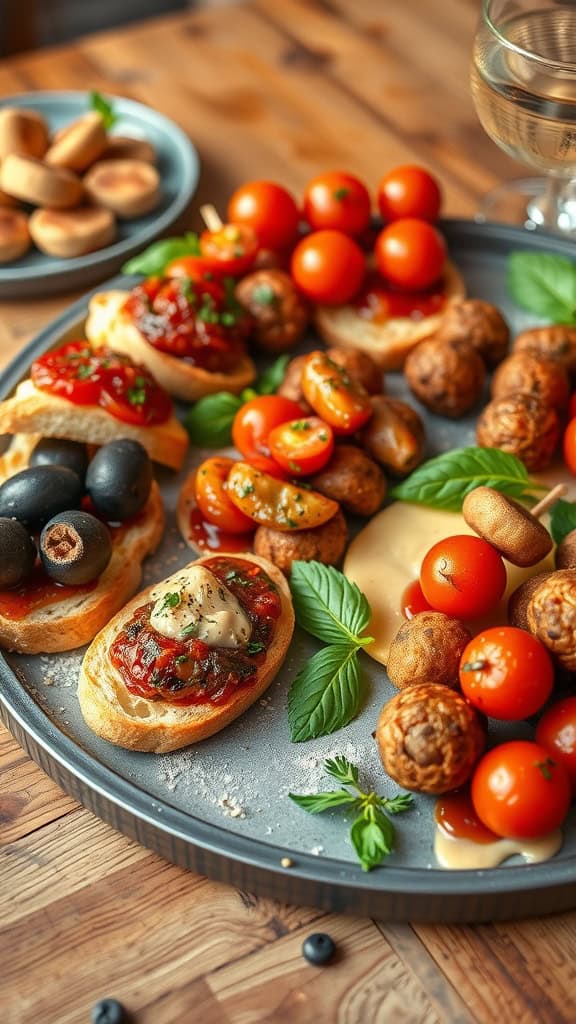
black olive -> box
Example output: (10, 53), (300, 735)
(40, 510), (112, 585)
(30, 438), (89, 483)
(0, 517), (36, 587)
(86, 439), (152, 522)
(0, 466), (83, 531)
(302, 932), (336, 965)
(91, 998), (128, 1024)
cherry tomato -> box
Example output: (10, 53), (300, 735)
(268, 416), (334, 476)
(302, 171), (371, 236)
(459, 626), (554, 721)
(471, 740), (571, 839)
(536, 697), (576, 794)
(199, 222), (258, 277)
(31, 341), (104, 406)
(226, 461), (338, 531)
(194, 457), (255, 534)
(375, 218), (446, 291)
(563, 416), (576, 475)
(227, 181), (300, 251)
(377, 165), (442, 223)
(99, 363), (172, 426)
(232, 395), (304, 468)
(301, 350), (373, 434)
(419, 534), (507, 620)
(401, 579), (433, 619)
(291, 230), (366, 305)
(165, 255), (218, 280)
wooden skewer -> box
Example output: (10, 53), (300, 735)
(200, 203), (223, 232)
(531, 483), (567, 519)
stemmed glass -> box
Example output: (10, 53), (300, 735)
(471, 0), (576, 232)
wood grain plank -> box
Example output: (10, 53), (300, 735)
(0, 728), (76, 844)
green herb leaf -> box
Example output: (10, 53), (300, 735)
(180, 622), (199, 638)
(508, 252), (576, 324)
(122, 232), (201, 276)
(127, 385), (146, 407)
(390, 446), (545, 511)
(256, 354), (291, 396)
(288, 789), (359, 813)
(350, 808), (394, 872)
(160, 591), (181, 611)
(324, 755), (359, 787)
(287, 645), (363, 742)
(246, 640), (265, 655)
(89, 90), (117, 129)
(290, 561), (372, 646)
(185, 392), (242, 448)
(252, 283), (277, 306)
(380, 793), (414, 815)
(550, 498), (576, 545)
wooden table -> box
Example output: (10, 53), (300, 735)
(3, 3), (576, 1022)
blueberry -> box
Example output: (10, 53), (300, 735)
(91, 998), (127, 1024)
(40, 510), (112, 585)
(302, 932), (336, 965)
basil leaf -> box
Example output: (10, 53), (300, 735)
(550, 498), (576, 545)
(288, 645), (362, 742)
(256, 354), (290, 396)
(508, 252), (576, 324)
(290, 561), (371, 645)
(288, 789), (358, 813)
(350, 808), (394, 872)
(89, 90), (116, 129)
(390, 446), (543, 510)
(122, 232), (201, 276)
(185, 392), (241, 448)
(324, 755), (359, 787)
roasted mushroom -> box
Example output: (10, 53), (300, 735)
(462, 486), (553, 567)
(277, 347), (382, 406)
(435, 298), (510, 368)
(476, 393), (561, 471)
(376, 683), (485, 794)
(556, 530), (576, 570)
(404, 337), (486, 418)
(360, 395), (425, 477)
(253, 508), (348, 575)
(235, 269), (309, 353)
(513, 325), (576, 379)
(491, 352), (570, 411)
(309, 445), (386, 517)
(526, 569), (576, 672)
(386, 612), (471, 690)
(508, 572), (554, 631)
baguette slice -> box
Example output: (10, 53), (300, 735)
(315, 261), (466, 370)
(0, 378), (188, 470)
(0, 480), (164, 654)
(86, 290), (257, 401)
(78, 553), (295, 753)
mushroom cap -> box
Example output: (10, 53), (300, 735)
(556, 529), (576, 570)
(462, 486), (552, 567)
(526, 569), (576, 672)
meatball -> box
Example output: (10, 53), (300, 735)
(476, 393), (561, 471)
(253, 508), (348, 575)
(404, 337), (486, 418)
(360, 395), (425, 477)
(435, 298), (510, 368)
(386, 612), (471, 690)
(376, 683), (485, 794)
(508, 572), (553, 631)
(323, 348), (383, 396)
(276, 353), (310, 405)
(526, 569), (576, 672)
(491, 352), (570, 410)
(309, 445), (386, 517)
(556, 530), (576, 570)
(235, 269), (308, 353)
(513, 325), (576, 379)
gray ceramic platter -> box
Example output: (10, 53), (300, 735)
(0, 91), (199, 298)
(2, 219), (576, 923)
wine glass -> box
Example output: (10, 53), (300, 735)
(471, 0), (576, 232)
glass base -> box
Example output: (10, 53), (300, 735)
(476, 177), (576, 234)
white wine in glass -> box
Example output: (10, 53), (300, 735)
(471, 0), (576, 232)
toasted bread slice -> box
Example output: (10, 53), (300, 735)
(0, 378), (188, 470)
(86, 290), (257, 401)
(315, 261), (466, 370)
(0, 480), (164, 654)
(78, 553), (295, 753)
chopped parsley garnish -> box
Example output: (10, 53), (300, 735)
(174, 654), (189, 665)
(180, 622), (200, 638)
(240, 483), (255, 497)
(127, 385), (147, 406)
(76, 363), (95, 380)
(247, 640), (265, 655)
(252, 283), (277, 306)
(225, 570), (251, 586)
(160, 592), (181, 612)
(291, 420), (311, 431)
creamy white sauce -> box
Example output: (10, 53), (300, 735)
(150, 565), (251, 648)
(434, 823), (563, 870)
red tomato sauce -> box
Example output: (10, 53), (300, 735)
(110, 556), (281, 705)
(186, 507), (254, 554)
(435, 791), (498, 845)
(0, 565), (98, 620)
(353, 271), (446, 323)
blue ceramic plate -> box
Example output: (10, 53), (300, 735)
(0, 91), (200, 298)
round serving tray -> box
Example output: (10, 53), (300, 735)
(2, 219), (576, 923)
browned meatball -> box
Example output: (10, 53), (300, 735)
(276, 353), (310, 405)
(309, 445), (386, 517)
(508, 572), (553, 630)
(557, 530), (576, 570)
(235, 269), (309, 353)
(435, 298), (510, 367)
(513, 325), (576, 378)
(376, 683), (485, 794)
(491, 352), (570, 410)
(387, 612), (471, 690)
(476, 393), (561, 471)
(360, 395), (425, 477)
(526, 569), (576, 672)
(324, 348), (383, 396)
(253, 508), (348, 575)
(404, 337), (486, 418)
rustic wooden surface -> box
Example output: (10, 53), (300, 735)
(2, 2), (576, 1022)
